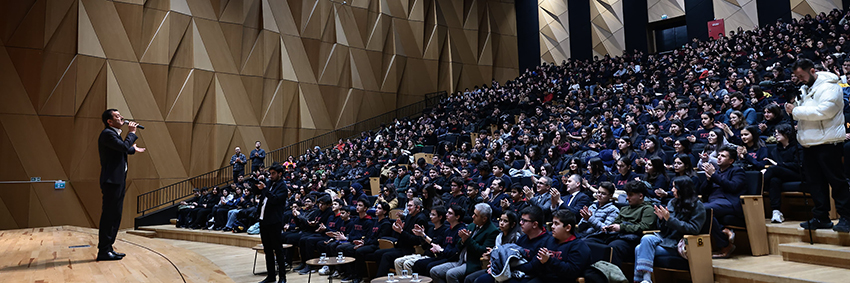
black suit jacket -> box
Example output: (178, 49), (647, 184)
(259, 179), (289, 224)
(98, 127), (137, 185)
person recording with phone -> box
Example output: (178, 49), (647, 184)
(786, 58), (850, 232)
(256, 164), (289, 283)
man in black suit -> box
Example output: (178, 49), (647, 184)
(257, 164), (289, 283)
(97, 109), (145, 261)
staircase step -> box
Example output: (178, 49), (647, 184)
(780, 242), (850, 269)
(170, 218), (177, 225)
(714, 254), (850, 282)
(138, 225), (261, 248)
(126, 230), (157, 238)
(799, 223), (850, 246)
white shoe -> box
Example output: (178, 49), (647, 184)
(319, 266), (330, 275)
(772, 210), (785, 223)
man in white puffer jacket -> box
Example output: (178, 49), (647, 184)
(786, 58), (850, 232)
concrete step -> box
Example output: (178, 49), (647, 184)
(126, 230), (156, 238)
(780, 242), (850, 269)
(714, 254), (850, 283)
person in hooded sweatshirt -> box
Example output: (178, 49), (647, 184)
(534, 209), (591, 283)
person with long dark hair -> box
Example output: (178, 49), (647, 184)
(764, 124), (803, 223)
(735, 125), (768, 170)
(633, 176), (705, 283)
(613, 157), (638, 190)
(642, 156), (670, 199)
(583, 157), (611, 189)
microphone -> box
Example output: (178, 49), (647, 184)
(123, 120), (145, 129)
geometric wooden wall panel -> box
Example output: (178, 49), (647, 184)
(0, 0), (517, 230)
(538, 0), (570, 63)
(648, 0), (686, 23)
(590, 0), (625, 58)
(791, 0), (841, 20)
(713, 0), (759, 36)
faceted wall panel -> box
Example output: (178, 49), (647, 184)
(791, 0), (842, 19)
(648, 0), (686, 22)
(0, 0), (518, 230)
(590, 0), (625, 57)
(538, 0), (570, 63)
(713, 0), (759, 35)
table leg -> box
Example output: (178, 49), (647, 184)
(307, 266), (312, 283)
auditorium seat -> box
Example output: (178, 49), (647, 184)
(723, 171), (769, 256)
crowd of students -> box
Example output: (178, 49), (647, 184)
(175, 8), (850, 283)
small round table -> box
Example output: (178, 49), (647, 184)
(371, 275), (433, 283)
(252, 243), (294, 275)
(305, 257), (356, 283)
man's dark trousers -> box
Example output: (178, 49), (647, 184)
(261, 220), (286, 280)
(98, 182), (126, 252)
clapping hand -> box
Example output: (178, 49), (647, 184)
(537, 247), (552, 264)
(702, 162), (715, 177)
(430, 244), (443, 254)
(523, 186), (533, 199)
(550, 188), (561, 203)
(580, 206), (592, 220)
(392, 219), (404, 233)
(413, 224), (425, 237)
(458, 229), (472, 241)
(654, 204), (670, 220)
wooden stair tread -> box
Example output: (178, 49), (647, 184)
(126, 230), (156, 238)
(137, 225), (261, 248)
(780, 242), (850, 252)
(714, 254), (850, 282)
(780, 242), (850, 269)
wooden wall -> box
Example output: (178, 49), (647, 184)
(0, 0), (518, 230)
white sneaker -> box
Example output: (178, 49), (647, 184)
(772, 210), (785, 223)
(319, 266), (330, 275)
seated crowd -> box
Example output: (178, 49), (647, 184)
(176, 8), (850, 283)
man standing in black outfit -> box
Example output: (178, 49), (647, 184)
(97, 109), (145, 261)
(231, 147), (247, 183)
(250, 141), (267, 174)
(257, 164), (289, 283)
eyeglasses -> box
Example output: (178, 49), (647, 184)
(519, 218), (532, 223)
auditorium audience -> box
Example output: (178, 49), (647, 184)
(174, 8), (850, 281)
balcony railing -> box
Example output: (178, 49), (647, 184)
(136, 91), (447, 215)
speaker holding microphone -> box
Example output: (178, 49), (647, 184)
(123, 120), (145, 129)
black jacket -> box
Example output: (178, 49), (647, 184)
(98, 128), (137, 185)
(395, 210), (429, 250)
(259, 179), (289, 224)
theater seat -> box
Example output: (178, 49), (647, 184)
(723, 171), (769, 256)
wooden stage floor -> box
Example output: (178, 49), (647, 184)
(0, 226), (234, 283)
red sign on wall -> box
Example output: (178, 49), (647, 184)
(708, 19), (725, 39)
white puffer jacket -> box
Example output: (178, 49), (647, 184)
(792, 71), (846, 147)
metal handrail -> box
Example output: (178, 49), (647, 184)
(137, 91), (446, 215)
